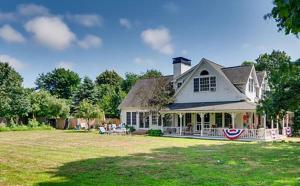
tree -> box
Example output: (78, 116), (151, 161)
(35, 68), (80, 99)
(265, 0), (300, 37)
(95, 70), (123, 87)
(257, 51), (300, 119)
(30, 90), (70, 119)
(0, 62), (31, 123)
(141, 69), (162, 79)
(94, 85), (126, 118)
(241, 61), (256, 67)
(138, 77), (174, 115)
(71, 76), (95, 113)
(76, 99), (104, 129)
(121, 73), (141, 93)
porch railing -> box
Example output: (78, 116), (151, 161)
(162, 127), (280, 140)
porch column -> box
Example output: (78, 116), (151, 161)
(271, 117), (274, 129)
(231, 112), (236, 128)
(263, 113), (267, 129)
(160, 114), (164, 132)
(200, 113), (204, 136)
(276, 115), (279, 129)
(179, 113), (183, 136)
(286, 114), (289, 127)
(222, 112), (225, 128)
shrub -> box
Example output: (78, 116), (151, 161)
(28, 119), (40, 127)
(147, 129), (163, 136)
(125, 124), (136, 133)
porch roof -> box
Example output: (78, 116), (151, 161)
(161, 101), (257, 113)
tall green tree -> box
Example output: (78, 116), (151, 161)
(241, 61), (256, 67)
(121, 72), (141, 93)
(257, 51), (300, 119)
(76, 99), (104, 129)
(141, 69), (162, 79)
(95, 70), (123, 87)
(35, 68), (80, 99)
(30, 90), (70, 119)
(71, 76), (95, 113)
(0, 62), (31, 123)
(265, 0), (300, 36)
(94, 85), (126, 118)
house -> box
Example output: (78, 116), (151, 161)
(119, 57), (292, 140)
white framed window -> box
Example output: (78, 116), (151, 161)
(126, 112), (131, 125)
(132, 112), (137, 125)
(210, 77), (216, 91)
(200, 77), (210, 91)
(152, 114), (157, 125)
(248, 78), (254, 92)
(193, 78), (199, 92)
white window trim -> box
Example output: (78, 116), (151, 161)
(194, 75), (217, 92)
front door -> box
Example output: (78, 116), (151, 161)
(196, 113), (210, 131)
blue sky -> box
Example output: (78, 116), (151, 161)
(0, 0), (299, 87)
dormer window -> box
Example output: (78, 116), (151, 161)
(248, 78), (254, 92)
(200, 70), (209, 76)
(193, 70), (216, 92)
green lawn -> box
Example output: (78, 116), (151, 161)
(0, 131), (299, 186)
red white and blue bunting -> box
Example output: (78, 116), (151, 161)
(223, 129), (245, 140)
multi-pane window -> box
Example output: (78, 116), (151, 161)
(193, 78), (199, 92)
(194, 70), (216, 92)
(200, 77), (210, 91)
(126, 112), (131, 125)
(177, 82), (182, 88)
(210, 77), (216, 91)
(248, 78), (254, 92)
(132, 112), (137, 125)
(152, 114), (157, 125)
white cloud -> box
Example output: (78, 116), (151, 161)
(119, 18), (131, 29)
(0, 54), (25, 70)
(0, 24), (25, 43)
(25, 16), (76, 50)
(134, 57), (156, 67)
(78, 34), (102, 49)
(17, 3), (49, 16)
(66, 14), (102, 27)
(141, 27), (174, 55)
(0, 12), (16, 22)
(56, 61), (73, 70)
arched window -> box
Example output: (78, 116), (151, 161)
(200, 70), (209, 76)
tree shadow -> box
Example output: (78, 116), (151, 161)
(38, 142), (300, 186)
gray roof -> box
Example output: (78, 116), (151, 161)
(162, 101), (257, 112)
(119, 59), (254, 109)
(256, 71), (266, 86)
(221, 65), (253, 93)
(118, 75), (173, 108)
(221, 65), (253, 85)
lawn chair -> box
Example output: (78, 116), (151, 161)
(99, 127), (110, 135)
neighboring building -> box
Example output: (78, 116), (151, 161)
(119, 57), (292, 140)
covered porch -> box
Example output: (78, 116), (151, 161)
(159, 101), (290, 141)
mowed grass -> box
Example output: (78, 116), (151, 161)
(0, 131), (300, 186)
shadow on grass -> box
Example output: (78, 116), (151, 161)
(38, 142), (300, 186)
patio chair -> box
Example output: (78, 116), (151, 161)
(99, 127), (110, 135)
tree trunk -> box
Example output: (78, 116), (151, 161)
(87, 118), (90, 131)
